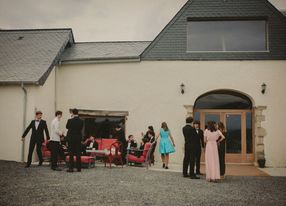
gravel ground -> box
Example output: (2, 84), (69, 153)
(0, 160), (285, 206)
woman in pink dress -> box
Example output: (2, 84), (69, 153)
(204, 121), (225, 182)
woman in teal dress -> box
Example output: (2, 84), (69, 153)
(156, 122), (175, 169)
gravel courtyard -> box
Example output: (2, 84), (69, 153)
(0, 161), (285, 206)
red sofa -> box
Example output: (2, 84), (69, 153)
(95, 138), (117, 150)
(42, 140), (51, 161)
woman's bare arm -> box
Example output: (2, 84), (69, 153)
(169, 132), (175, 147)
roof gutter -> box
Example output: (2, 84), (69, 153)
(21, 83), (27, 162)
(60, 57), (141, 65)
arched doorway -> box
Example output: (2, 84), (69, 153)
(194, 90), (254, 164)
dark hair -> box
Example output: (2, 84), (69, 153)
(148, 126), (154, 132)
(161, 122), (169, 131)
(186, 116), (193, 124)
(115, 125), (121, 129)
(218, 122), (225, 133)
(193, 120), (200, 125)
(128, 135), (133, 139)
(207, 121), (217, 132)
(35, 111), (42, 115)
(142, 137), (149, 143)
(72, 108), (78, 115)
(55, 110), (62, 116)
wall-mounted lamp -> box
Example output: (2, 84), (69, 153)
(180, 83), (185, 94)
(261, 83), (267, 94)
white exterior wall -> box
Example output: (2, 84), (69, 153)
(57, 60), (286, 167)
(0, 69), (56, 162)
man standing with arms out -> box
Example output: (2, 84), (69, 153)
(66, 108), (83, 172)
(50, 111), (65, 171)
(193, 121), (205, 175)
(22, 111), (50, 168)
(182, 117), (200, 179)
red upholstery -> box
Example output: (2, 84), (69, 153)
(95, 138), (117, 150)
(128, 155), (145, 163)
(127, 143), (152, 164)
(42, 140), (51, 159)
(66, 156), (94, 164)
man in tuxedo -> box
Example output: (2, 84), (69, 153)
(21, 111), (50, 168)
(193, 121), (205, 175)
(182, 117), (200, 179)
(66, 108), (84, 172)
(114, 125), (127, 164)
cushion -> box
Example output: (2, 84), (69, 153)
(127, 154), (145, 163)
(66, 156), (94, 163)
(95, 138), (117, 150)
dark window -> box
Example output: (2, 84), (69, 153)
(194, 90), (252, 109)
(187, 20), (267, 52)
(226, 114), (242, 153)
(194, 111), (200, 122)
(82, 117), (125, 139)
(246, 112), (253, 153)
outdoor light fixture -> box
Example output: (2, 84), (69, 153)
(261, 83), (267, 94)
(180, 83), (185, 94)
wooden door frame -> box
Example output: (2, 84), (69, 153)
(194, 109), (254, 164)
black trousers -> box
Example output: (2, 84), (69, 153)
(27, 139), (43, 166)
(183, 146), (197, 176)
(50, 141), (65, 169)
(195, 148), (201, 173)
(68, 142), (81, 170)
(218, 140), (226, 176)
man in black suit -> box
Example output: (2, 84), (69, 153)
(22, 111), (50, 168)
(182, 116), (200, 179)
(66, 108), (84, 172)
(193, 121), (205, 175)
(114, 125), (127, 164)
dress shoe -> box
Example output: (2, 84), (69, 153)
(165, 166), (169, 169)
(196, 172), (203, 175)
(77, 169), (81, 172)
(183, 174), (190, 178)
(66, 169), (74, 173)
(52, 167), (62, 171)
(38, 160), (43, 166)
(190, 176), (200, 179)
(25, 165), (30, 168)
(162, 163), (165, 168)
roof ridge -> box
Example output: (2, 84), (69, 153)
(74, 41), (152, 44)
(0, 28), (73, 32)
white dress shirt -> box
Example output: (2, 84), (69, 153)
(35, 120), (40, 130)
(50, 117), (61, 142)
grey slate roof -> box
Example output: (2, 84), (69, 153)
(61, 41), (151, 63)
(0, 29), (74, 85)
(141, 0), (286, 60)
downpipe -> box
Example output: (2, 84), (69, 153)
(21, 83), (27, 162)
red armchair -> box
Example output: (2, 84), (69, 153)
(127, 142), (154, 168)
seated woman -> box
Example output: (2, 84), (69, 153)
(136, 136), (149, 157)
(81, 136), (99, 155)
(142, 126), (155, 142)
